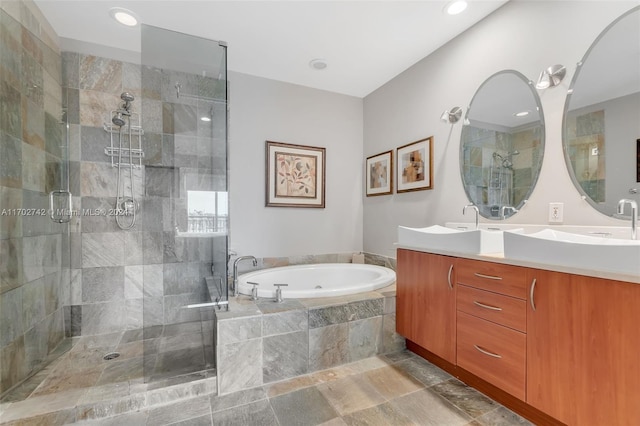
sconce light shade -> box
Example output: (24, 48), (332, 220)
(535, 64), (566, 89)
(441, 106), (463, 123)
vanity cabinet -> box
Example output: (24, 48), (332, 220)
(527, 269), (640, 425)
(396, 249), (456, 363)
(397, 250), (640, 425)
(455, 259), (528, 400)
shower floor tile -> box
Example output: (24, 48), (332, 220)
(0, 321), (213, 407)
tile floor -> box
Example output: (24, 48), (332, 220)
(2, 348), (533, 425)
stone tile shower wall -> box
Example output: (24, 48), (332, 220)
(62, 51), (227, 336)
(0, 1), (68, 396)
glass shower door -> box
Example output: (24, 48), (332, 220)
(0, 7), (71, 395)
(140, 24), (228, 383)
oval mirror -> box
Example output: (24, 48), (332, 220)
(562, 6), (640, 218)
(460, 70), (545, 219)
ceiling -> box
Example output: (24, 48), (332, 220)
(34, 0), (508, 97)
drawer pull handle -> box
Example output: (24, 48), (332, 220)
(530, 278), (537, 311)
(474, 273), (502, 281)
(474, 345), (502, 359)
(473, 301), (502, 311)
(447, 264), (454, 290)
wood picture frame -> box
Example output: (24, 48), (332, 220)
(636, 138), (640, 182)
(265, 140), (326, 208)
(366, 150), (393, 196)
(396, 136), (434, 193)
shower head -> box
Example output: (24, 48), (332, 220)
(120, 92), (135, 102)
(112, 111), (126, 127)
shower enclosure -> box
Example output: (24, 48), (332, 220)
(0, 6), (228, 400)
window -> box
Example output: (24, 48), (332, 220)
(187, 190), (228, 234)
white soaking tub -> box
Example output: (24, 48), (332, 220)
(237, 263), (395, 299)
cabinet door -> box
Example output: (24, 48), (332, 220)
(527, 270), (640, 425)
(396, 249), (456, 362)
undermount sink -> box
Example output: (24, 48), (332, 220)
(397, 225), (504, 254)
(503, 229), (640, 276)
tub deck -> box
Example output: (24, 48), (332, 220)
(214, 283), (404, 395)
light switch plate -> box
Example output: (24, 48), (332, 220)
(549, 202), (564, 224)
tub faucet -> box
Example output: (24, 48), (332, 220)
(463, 204), (479, 230)
(617, 199), (638, 240)
(500, 205), (517, 219)
(274, 283), (288, 303)
(232, 256), (257, 297)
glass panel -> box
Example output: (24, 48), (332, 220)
(141, 24), (228, 383)
(0, 7), (71, 397)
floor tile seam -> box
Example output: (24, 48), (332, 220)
(164, 404), (214, 426)
(405, 386), (477, 423)
(308, 382), (348, 421)
(470, 405), (503, 424)
(210, 394), (270, 415)
(262, 398), (284, 426)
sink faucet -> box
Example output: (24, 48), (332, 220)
(500, 206), (518, 219)
(232, 255), (257, 297)
(617, 199), (638, 240)
(463, 204), (479, 230)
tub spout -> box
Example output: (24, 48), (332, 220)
(232, 255), (257, 297)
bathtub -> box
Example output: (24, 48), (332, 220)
(237, 263), (396, 299)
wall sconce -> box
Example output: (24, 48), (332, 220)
(535, 64), (566, 89)
(441, 106), (463, 123)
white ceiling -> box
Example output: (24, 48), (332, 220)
(34, 0), (508, 97)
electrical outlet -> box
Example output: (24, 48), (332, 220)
(549, 202), (564, 224)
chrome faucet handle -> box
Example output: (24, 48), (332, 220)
(274, 283), (288, 303)
(247, 281), (259, 301)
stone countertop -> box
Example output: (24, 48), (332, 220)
(395, 244), (640, 284)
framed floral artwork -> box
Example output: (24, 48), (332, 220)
(396, 136), (434, 193)
(266, 141), (326, 208)
(366, 150), (393, 196)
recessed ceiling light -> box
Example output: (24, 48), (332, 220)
(445, 0), (468, 15)
(513, 110), (531, 117)
(109, 7), (139, 27)
(309, 59), (328, 71)
(200, 116), (211, 122)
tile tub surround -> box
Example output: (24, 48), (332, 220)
(215, 283), (405, 395)
(0, 349), (533, 425)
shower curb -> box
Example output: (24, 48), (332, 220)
(0, 377), (218, 425)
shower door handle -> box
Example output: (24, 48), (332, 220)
(49, 190), (73, 223)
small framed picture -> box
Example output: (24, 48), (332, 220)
(365, 150), (393, 196)
(396, 136), (434, 193)
(265, 140), (326, 208)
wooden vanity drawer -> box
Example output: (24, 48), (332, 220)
(456, 258), (529, 299)
(457, 284), (526, 332)
(457, 311), (526, 400)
